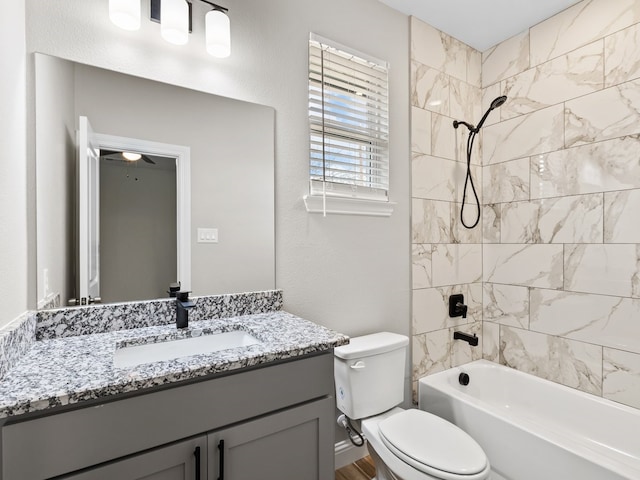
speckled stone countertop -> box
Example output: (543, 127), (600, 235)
(0, 310), (348, 419)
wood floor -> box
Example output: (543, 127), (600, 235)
(335, 455), (376, 480)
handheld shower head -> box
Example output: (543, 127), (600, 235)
(490, 95), (507, 110)
(451, 96), (507, 133)
(475, 95), (507, 132)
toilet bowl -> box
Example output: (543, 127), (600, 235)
(334, 332), (490, 480)
(361, 408), (490, 480)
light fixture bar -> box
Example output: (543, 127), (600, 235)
(136, 0), (230, 57)
(149, 0), (226, 27)
(200, 0), (228, 12)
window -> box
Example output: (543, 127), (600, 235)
(306, 34), (392, 216)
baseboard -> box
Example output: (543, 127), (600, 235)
(334, 439), (368, 470)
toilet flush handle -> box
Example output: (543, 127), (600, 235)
(350, 361), (366, 370)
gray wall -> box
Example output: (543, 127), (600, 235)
(100, 160), (177, 303)
(34, 54), (76, 308)
(0, 2), (28, 327)
(24, 0), (411, 339)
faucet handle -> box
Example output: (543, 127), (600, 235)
(457, 302), (468, 319)
(168, 282), (181, 297)
(176, 291), (191, 302)
(449, 294), (467, 318)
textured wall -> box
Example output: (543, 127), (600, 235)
(24, 0), (411, 339)
(0, 2), (28, 328)
(34, 54), (76, 308)
(481, 0), (640, 410)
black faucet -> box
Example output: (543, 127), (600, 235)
(167, 282), (181, 298)
(453, 331), (478, 346)
(449, 294), (468, 319)
(176, 291), (195, 329)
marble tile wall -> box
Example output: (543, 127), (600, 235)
(410, 17), (483, 399)
(482, 0), (640, 410)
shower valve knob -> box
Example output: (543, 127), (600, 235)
(449, 294), (467, 318)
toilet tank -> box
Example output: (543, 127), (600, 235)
(334, 332), (409, 420)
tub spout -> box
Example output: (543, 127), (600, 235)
(453, 331), (478, 346)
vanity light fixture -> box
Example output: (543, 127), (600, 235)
(109, 0), (142, 31)
(160, 0), (190, 45)
(205, 4), (231, 58)
(110, 0), (231, 57)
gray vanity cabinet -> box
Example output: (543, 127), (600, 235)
(1, 352), (334, 480)
(61, 436), (207, 480)
(207, 397), (334, 480)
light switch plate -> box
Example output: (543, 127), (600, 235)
(197, 228), (218, 243)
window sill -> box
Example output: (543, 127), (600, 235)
(303, 195), (395, 217)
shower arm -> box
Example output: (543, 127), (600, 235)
(454, 95), (507, 133)
(453, 120), (475, 131)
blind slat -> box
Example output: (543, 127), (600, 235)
(310, 160), (389, 176)
(309, 74), (388, 102)
(308, 96), (389, 120)
(310, 141), (388, 160)
(309, 45), (388, 80)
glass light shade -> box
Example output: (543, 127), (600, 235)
(122, 152), (141, 161)
(109, 0), (141, 31)
(206, 10), (231, 58)
(161, 0), (189, 45)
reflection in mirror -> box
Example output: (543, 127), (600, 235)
(99, 148), (178, 304)
(75, 125), (191, 306)
(35, 53), (275, 309)
(77, 126), (191, 305)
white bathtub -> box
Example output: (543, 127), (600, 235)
(418, 360), (640, 480)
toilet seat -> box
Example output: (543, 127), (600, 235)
(377, 409), (488, 479)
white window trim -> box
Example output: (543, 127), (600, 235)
(303, 194), (396, 217)
(306, 33), (393, 217)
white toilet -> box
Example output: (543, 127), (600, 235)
(334, 332), (491, 480)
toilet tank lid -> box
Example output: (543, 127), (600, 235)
(334, 332), (409, 360)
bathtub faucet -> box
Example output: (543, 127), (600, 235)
(453, 331), (478, 347)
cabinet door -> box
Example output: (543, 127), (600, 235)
(208, 397), (334, 480)
(61, 435), (206, 480)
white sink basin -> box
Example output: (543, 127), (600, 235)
(113, 330), (262, 368)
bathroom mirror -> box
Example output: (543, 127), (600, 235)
(35, 53), (275, 308)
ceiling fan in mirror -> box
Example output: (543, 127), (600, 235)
(100, 149), (157, 165)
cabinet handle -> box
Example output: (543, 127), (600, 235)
(194, 446), (201, 480)
(217, 439), (225, 480)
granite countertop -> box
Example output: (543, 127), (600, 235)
(0, 311), (349, 419)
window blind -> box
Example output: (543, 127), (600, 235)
(309, 34), (389, 202)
